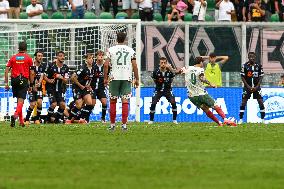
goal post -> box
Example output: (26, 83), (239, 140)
(0, 19), (141, 122)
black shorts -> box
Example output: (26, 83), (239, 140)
(92, 88), (106, 99)
(47, 90), (65, 104)
(28, 90), (43, 102)
(242, 88), (263, 99)
(151, 90), (176, 104)
(11, 76), (28, 99)
(73, 88), (92, 101)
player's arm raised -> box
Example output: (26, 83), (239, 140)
(216, 56), (229, 64)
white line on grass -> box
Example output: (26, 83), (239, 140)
(0, 148), (283, 154)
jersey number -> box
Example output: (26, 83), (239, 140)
(190, 73), (196, 85)
(116, 51), (129, 65)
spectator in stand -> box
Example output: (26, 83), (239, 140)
(275, 0), (284, 21)
(248, 0), (265, 21)
(242, 0), (254, 21)
(86, 0), (101, 16)
(122, 0), (137, 18)
(69, 0), (85, 19)
(26, 0), (43, 19)
(153, 0), (160, 13)
(278, 74), (284, 87)
(8, 0), (20, 19)
(261, 0), (273, 21)
(43, 0), (58, 12)
(137, 0), (154, 21)
(168, 0), (182, 22)
(216, 0), (235, 21)
(0, 0), (9, 19)
(161, 0), (169, 21)
(190, 0), (207, 21)
(105, 0), (118, 17)
(215, 0), (221, 21)
(176, 0), (188, 20)
(232, 0), (244, 21)
(201, 52), (229, 87)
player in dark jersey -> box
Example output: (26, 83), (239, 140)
(66, 53), (94, 124)
(25, 51), (46, 125)
(44, 51), (69, 123)
(148, 57), (181, 124)
(91, 50), (108, 123)
(239, 52), (265, 124)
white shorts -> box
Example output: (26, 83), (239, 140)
(122, 0), (138, 10)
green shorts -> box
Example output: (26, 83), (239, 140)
(189, 94), (215, 109)
(109, 80), (132, 99)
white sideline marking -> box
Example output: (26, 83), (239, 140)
(0, 148), (283, 154)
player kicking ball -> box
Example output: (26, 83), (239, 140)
(181, 57), (237, 126)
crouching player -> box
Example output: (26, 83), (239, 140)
(91, 50), (108, 123)
(25, 51), (46, 125)
(181, 57), (237, 126)
(66, 53), (94, 124)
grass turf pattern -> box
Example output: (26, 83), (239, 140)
(0, 122), (283, 189)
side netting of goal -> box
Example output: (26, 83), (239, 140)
(0, 20), (141, 122)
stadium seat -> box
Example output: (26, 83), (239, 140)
(184, 13), (193, 21)
(153, 13), (163, 22)
(205, 14), (214, 21)
(51, 11), (65, 19)
(131, 12), (139, 19)
(22, 0), (30, 8)
(19, 12), (28, 19)
(270, 14), (279, 22)
(115, 12), (128, 19)
(84, 11), (98, 19)
(66, 12), (72, 19)
(99, 12), (113, 19)
(41, 12), (49, 19)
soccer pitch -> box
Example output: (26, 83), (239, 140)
(0, 122), (283, 189)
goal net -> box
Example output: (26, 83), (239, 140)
(0, 20), (141, 122)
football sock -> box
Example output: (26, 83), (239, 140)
(122, 102), (128, 124)
(101, 105), (107, 120)
(36, 107), (42, 121)
(259, 104), (265, 119)
(80, 105), (93, 121)
(172, 103), (177, 121)
(14, 101), (23, 118)
(239, 105), (245, 119)
(68, 106), (79, 120)
(56, 108), (65, 121)
(110, 101), (116, 124)
(149, 104), (156, 121)
(205, 110), (220, 124)
(215, 106), (226, 119)
(25, 107), (33, 121)
(47, 107), (54, 119)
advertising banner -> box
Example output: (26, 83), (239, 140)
(0, 87), (283, 123)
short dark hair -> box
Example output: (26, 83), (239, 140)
(95, 50), (104, 56)
(34, 51), (43, 57)
(209, 52), (216, 58)
(160, 57), (167, 62)
(248, 52), (255, 56)
(194, 57), (204, 65)
(117, 32), (127, 43)
(19, 41), (27, 52)
(85, 53), (94, 59)
(57, 51), (65, 56)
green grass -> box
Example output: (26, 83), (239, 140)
(0, 122), (284, 189)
